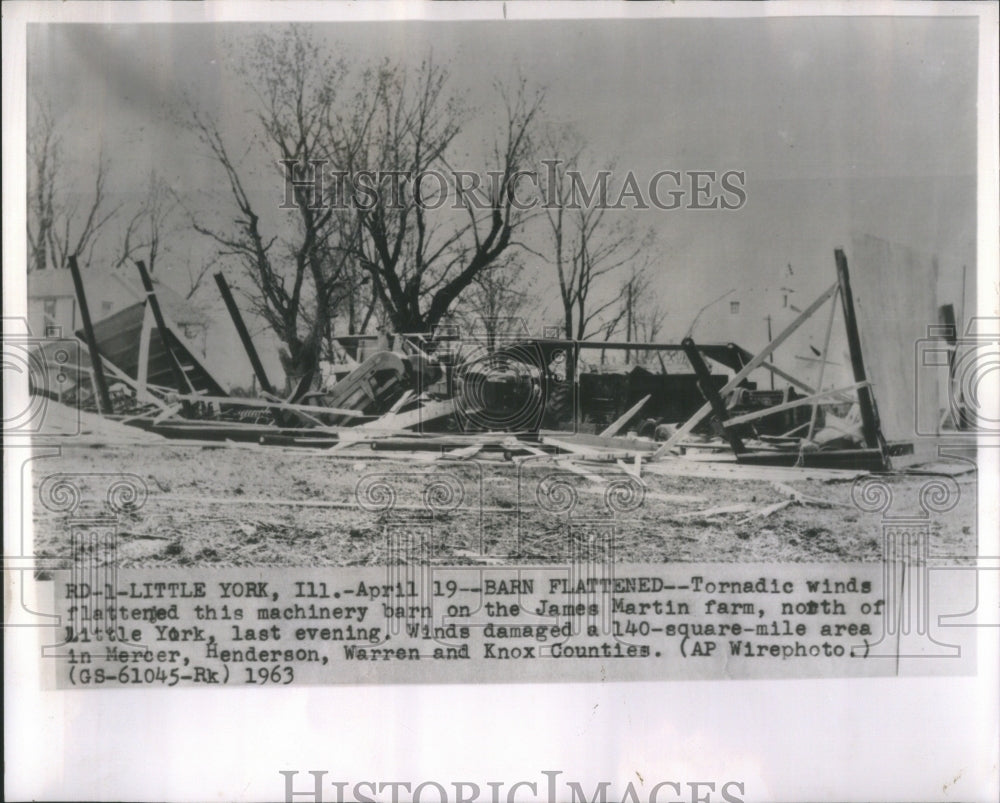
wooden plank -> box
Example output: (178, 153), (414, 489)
(804, 284), (841, 443)
(905, 461), (976, 477)
(643, 458), (867, 483)
(157, 495), (506, 512)
(847, 236), (940, 443)
(541, 432), (660, 452)
(161, 392), (367, 418)
(214, 272), (276, 396)
(553, 461), (606, 485)
(135, 260), (196, 405)
(737, 500), (794, 523)
(835, 247), (885, 452)
(136, 302), (154, 402)
(672, 503), (757, 519)
(539, 436), (609, 458)
(388, 390), (415, 414)
(722, 381), (869, 428)
(756, 359), (814, 395)
(652, 281), (840, 459)
(683, 337), (744, 454)
(438, 444), (483, 461)
(356, 399), (456, 431)
(599, 394), (650, 437)
(739, 447), (888, 472)
(68, 255), (114, 414)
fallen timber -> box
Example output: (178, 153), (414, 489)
(49, 241), (967, 479)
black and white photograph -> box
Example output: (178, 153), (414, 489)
(20, 14), (982, 564)
(4, 2), (998, 801)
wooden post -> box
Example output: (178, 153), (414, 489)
(136, 303), (154, 402)
(134, 260), (194, 413)
(67, 254), (114, 415)
(802, 285), (840, 450)
(682, 337), (745, 454)
(214, 273), (275, 395)
(834, 249), (885, 453)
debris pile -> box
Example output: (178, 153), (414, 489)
(31, 243), (970, 481)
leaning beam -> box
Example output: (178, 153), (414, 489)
(834, 249), (885, 452)
(651, 281), (839, 459)
(67, 254), (114, 414)
(214, 273), (275, 396)
(134, 260), (195, 414)
(722, 381), (869, 428)
(682, 337), (745, 454)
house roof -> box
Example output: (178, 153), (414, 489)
(26, 268), (79, 298)
(27, 268), (208, 326)
(149, 283), (209, 327)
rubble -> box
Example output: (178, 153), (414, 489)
(34, 242), (972, 482)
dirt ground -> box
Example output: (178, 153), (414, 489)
(30, 442), (978, 568)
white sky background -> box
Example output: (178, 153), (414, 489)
(26, 16), (977, 377)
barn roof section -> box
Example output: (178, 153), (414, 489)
(76, 302), (228, 397)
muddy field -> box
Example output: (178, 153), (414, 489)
(30, 443), (978, 568)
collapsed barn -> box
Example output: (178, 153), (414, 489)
(32, 236), (971, 476)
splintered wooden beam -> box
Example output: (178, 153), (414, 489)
(722, 381), (869, 428)
(161, 392), (367, 419)
(756, 359), (815, 395)
(804, 283), (841, 444)
(599, 394), (650, 437)
(651, 281), (839, 460)
(356, 398), (456, 431)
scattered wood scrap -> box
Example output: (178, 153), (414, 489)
(904, 461), (976, 477)
(672, 503), (758, 520)
(736, 500), (793, 525)
(599, 394), (650, 438)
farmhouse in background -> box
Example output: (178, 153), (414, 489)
(27, 268), (209, 357)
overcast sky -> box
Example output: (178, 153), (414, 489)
(26, 15), (978, 379)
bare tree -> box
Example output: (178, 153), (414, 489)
(536, 138), (655, 340)
(115, 173), (172, 270)
(333, 61), (544, 333)
(113, 171), (218, 299)
(634, 290), (667, 346)
(603, 265), (667, 363)
(188, 27), (354, 390)
(457, 253), (534, 350)
(27, 97), (118, 271)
